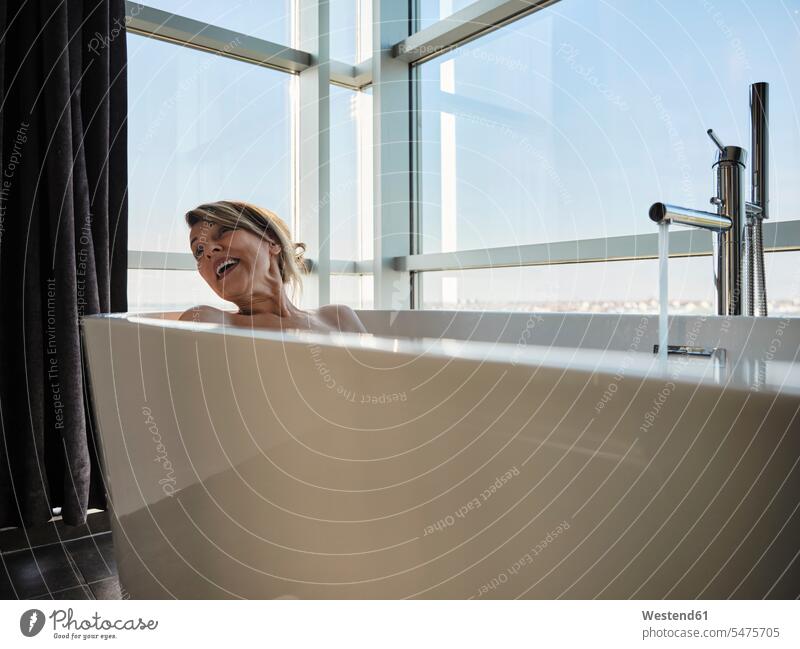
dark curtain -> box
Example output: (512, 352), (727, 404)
(0, 0), (128, 527)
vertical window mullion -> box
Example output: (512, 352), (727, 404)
(298, 0), (332, 306)
(371, 0), (413, 310)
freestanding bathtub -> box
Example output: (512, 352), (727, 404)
(81, 310), (800, 599)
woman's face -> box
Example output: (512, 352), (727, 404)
(189, 219), (280, 302)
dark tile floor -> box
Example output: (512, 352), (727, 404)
(1, 514), (122, 600)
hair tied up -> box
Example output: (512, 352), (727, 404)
(294, 242), (308, 270)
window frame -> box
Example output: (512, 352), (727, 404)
(125, 0), (800, 311)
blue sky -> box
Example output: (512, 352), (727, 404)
(419, 0), (800, 248)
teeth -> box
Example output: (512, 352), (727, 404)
(216, 258), (238, 277)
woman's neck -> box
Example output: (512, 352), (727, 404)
(235, 285), (303, 319)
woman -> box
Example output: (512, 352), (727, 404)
(180, 200), (367, 334)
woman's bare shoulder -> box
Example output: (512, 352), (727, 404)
(317, 304), (367, 333)
(179, 305), (231, 324)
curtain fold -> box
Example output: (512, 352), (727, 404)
(0, 0), (127, 527)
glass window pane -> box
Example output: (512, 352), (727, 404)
(420, 256), (717, 313)
(127, 33), (293, 256)
(136, 0), (293, 44)
(417, 0), (479, 31)
(330, 0), (356, 63)
(330, 85), (373, 261)
(129, 271), (378, 313)
(331, 274), (373, 309)
(765, 251), (800, 316)
(416, 0), (800, 254)
(128, 270), (228, 312)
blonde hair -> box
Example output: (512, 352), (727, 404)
(186, 201), (307, 299)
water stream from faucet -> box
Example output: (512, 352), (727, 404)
(658, 221), (669, 364)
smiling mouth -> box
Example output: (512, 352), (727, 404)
(215, 258), (240, 279)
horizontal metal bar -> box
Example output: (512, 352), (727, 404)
(129, 219), (800, 273)
(352, 60), (373, 88)
(323, 259), (360, 274)
(329, 60), (357, 88)
(394, 0), (557, 65)
(126, 3), (370, 88)
(329, 59), (373, 89)
(128, 250), (197, 271)
(128, 250), (373, 274)
(393, 219), (800, 272)
(353, 259), (373, 274)
(125, 2), (311, 73)
(129, 219), (800, 274)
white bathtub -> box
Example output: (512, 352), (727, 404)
(81, 310), (800, 599)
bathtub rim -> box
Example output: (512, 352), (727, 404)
(81, 311), (800, 398)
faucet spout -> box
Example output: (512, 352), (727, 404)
(649, 202), (732, 233)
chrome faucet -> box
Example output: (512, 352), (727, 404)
(649, 82), (770, 316)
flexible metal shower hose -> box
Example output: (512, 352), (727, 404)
(744, 221), (755, 315)
(754, 219), (768, 316)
